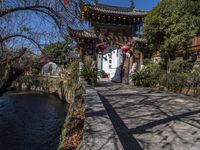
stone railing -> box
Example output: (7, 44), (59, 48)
(81, 81), (123, 150)
(14, 75), (77, 104)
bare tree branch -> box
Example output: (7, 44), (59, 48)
(1, 34), (43, 51)
(1, 5), (60, 18)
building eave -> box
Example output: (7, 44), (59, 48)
(68, 27), (98, 39)
(87, 3), (148, 17)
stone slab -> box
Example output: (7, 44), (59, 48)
(81, 82), (123, 150)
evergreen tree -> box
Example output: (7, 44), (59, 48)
(144, 0), (200, 62)
(43, 39), (73, 65)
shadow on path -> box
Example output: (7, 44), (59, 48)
(96, 81), (200, 149)
(130, 109), (200, 134)
(99, 94), (143, 150)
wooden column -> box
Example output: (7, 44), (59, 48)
(129, 44), (135, 71)
(122, 54), (130, 84)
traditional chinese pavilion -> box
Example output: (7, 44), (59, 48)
(68, 0), (148, 83)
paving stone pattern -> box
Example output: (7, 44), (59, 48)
(95, 81), (200, 150)
(82, 82), (123, 150)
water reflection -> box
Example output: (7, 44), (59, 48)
(0, 91), (66, 150)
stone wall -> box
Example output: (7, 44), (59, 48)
(14, 75), (77, 104)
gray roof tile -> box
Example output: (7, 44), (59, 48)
(88, 3), (148, 16)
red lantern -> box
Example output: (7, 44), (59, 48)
(121, 45), (130, 53)
(64, 0), (69, 5)
(97, 43), (107, 53)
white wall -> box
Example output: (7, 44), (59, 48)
(110, 49), (121, 79)
(98, 48), (123, 79)
(102, 53), (110, 74)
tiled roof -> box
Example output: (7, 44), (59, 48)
(68, 27), (147, 43)
(68, 27), (98, 39)
(88, 3), (148, 16)
(102, 35), (147, 43)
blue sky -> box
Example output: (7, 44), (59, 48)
(99, 0), (160, 11)
(5, 0), (160, 54)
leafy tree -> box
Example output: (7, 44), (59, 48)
(144, 0), (200, 62)
(43, 40), (72, 64)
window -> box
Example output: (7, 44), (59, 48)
(108, 53), (112, 58)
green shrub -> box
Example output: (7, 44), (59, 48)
(158, 59), (192, 91)
(130, 69), (148, 86)
(67, 60), (79, 82)
(188, 62), (200, 87)
(130, 63), (162, 87)
(81, 63), (97, 86)
(169, 59), (193, 73)
(31, 68), (40, 75)
(146, 63), (163, 86)
(160, 72), (189, 91)
(81, 57), (98, 86)
(143, 58), (153, 65)
(18, 75), (35, 90)
(99, 70), (107, 78)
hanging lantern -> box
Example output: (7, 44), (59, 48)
(121, 45), (130, 53)
(64, 0), (69, 5)
(97, 43), (107, 53)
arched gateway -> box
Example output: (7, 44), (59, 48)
(68, 0), (148, 84)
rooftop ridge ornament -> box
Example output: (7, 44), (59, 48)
(130, 0), (135, 10)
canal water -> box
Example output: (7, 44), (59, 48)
(0, 91), (66, 150)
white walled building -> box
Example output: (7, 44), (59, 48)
(98, 47), (123, 80)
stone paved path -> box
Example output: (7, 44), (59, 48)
(95, 81), (200, 150)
